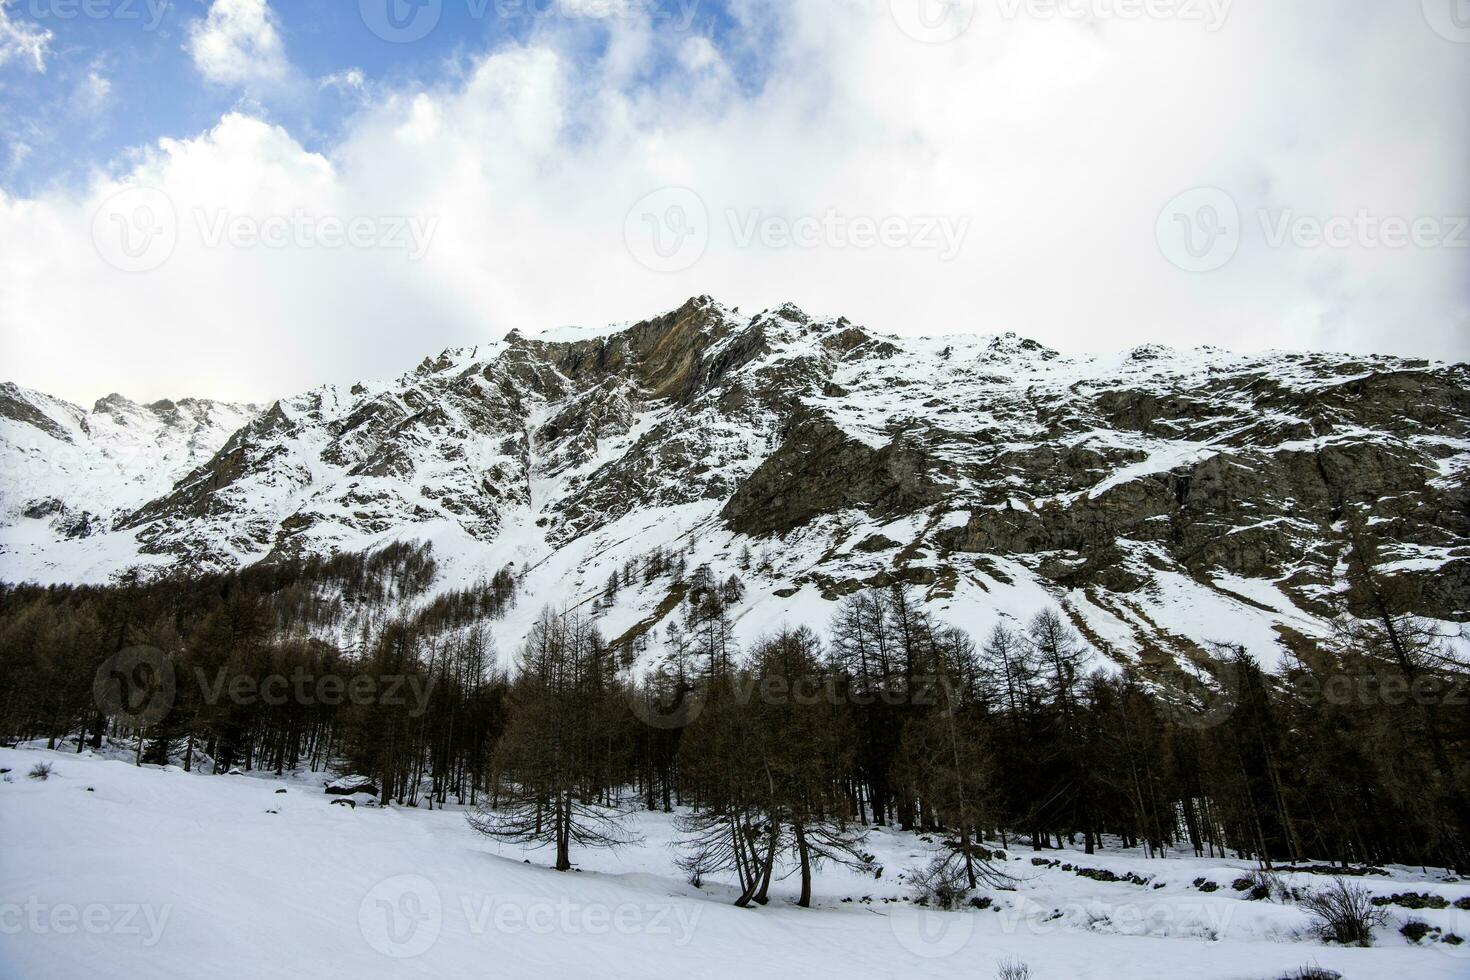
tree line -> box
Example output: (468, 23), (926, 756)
(0, 540), (1466, 885)
(0, 543), (513, 807)
(475, 583), (1469, 894)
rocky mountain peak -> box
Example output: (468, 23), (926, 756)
(92, 392), (137, 415)
(2, 301), (1465, 677)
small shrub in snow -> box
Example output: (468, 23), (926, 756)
(995, 957), (1033, 980)
(28, 762), (53, 781)
(1278, 967), (1341, 980)
(1399, 919), (1433, 944)
(908, 856), (971, 910)
(1300, 878), (1387, 947)
(1235, 868), (1285, 902)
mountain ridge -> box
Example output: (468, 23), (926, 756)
(3, 296), (1467, 674)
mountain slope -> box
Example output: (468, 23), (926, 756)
(0, 384), (259, 580)
(2, 297), (1466, 672)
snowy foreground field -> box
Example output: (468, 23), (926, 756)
(3, 747), (1468, 980)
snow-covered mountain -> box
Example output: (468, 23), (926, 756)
(2, 297), (1467, 671)
(0, 384), (259, 580)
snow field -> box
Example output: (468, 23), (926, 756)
(3, 747), (1469, 979)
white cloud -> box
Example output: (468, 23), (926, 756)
(73, 70), (113, 116)
(0, 0), (51, 72)
(1, 0), (1466, 406)
(678, 36), (720, 72)
(186, 0), (289, 88)
(319, 68), (366, 93)
(4, 140), (30, 173)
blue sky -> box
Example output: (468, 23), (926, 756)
(0, 0), (758, 194)
(1, 0), (1466, 404)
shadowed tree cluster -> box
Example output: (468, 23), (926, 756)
(2, 555), (1466, 880)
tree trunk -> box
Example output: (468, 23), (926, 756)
(796, 823), (813, 908)
(960, 827), (978, 890)
(753, 821), (778, 905)
(555, 799), (571, 871)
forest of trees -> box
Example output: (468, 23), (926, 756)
(1, 538), (1467, 894)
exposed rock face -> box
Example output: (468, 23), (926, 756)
(723, 412), (947, 535)
(2, 298), (1466, 670)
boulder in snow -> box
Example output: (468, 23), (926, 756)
(325, 775), (378, 797)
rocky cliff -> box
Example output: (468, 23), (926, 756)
(3, 297), (1466, 671)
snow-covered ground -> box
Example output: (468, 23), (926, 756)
(3, 747), (1468, 979)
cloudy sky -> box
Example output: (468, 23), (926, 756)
(0, 0), (1466, 406)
